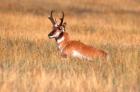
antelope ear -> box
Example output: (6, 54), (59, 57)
(62, 22), (66, 28)
(59, 22), (66, 32)
(63, 22), (66, 26)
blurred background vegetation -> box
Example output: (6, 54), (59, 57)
(0, 0), (140, 15)
(0, 0), (140, 92)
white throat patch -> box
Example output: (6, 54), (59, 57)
(57, 36), (64, 44)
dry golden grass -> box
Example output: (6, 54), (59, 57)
(0, 0), (140, 92)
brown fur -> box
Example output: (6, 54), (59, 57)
(57, 32), (107, 59)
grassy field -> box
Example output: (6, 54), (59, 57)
(0, 0), (140, 92)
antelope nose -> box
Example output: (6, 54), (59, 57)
(48, 34), (50, 38)
(48, 34), (52, 39)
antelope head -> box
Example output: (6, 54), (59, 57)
(48, 10), (66, 39)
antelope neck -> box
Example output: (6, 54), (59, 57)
(55, 32), (69, 51)
(55, 32), (64, 44)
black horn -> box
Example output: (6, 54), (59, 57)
(59, 11), (64, 26)
(48, 10), (56, 25)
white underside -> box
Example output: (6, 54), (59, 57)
(72, 50), (91, 60)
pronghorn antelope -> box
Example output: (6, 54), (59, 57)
(48, 10), (107, 60)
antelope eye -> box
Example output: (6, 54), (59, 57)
(58, 27), (61, 30)
(59, 26), (64, 30)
